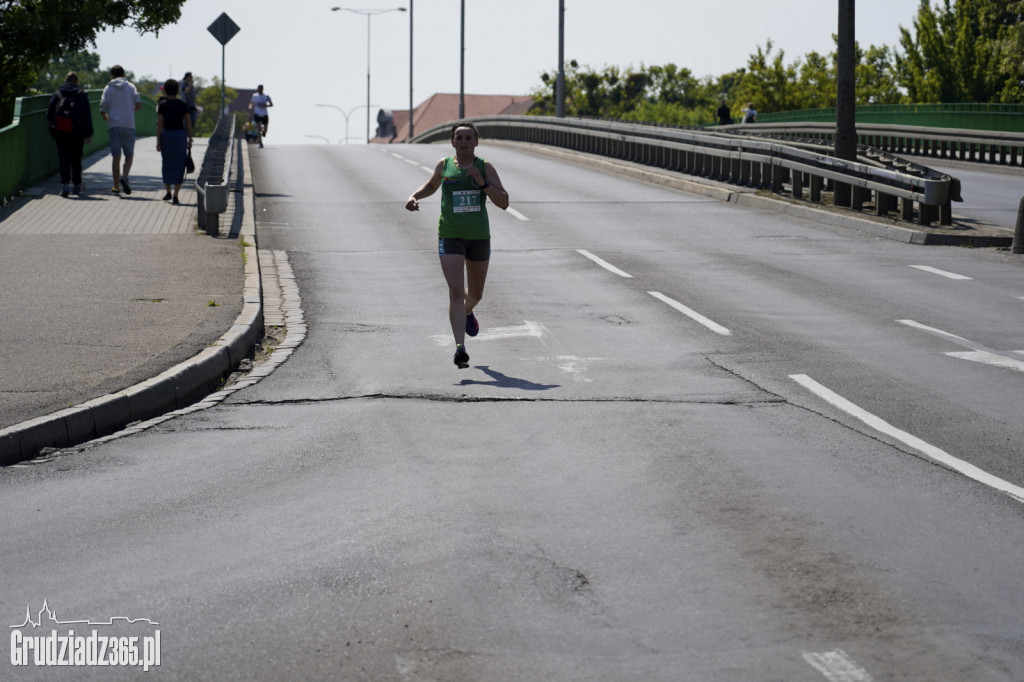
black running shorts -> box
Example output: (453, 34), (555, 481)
(438, 238), (490, 262)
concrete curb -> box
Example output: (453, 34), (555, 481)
(0, 141), (262, 466)
(489, 140), (1015, 247)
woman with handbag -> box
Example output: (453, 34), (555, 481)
(155, 78), (193, 204)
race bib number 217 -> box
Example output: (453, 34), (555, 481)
(453, 190), (482, 213)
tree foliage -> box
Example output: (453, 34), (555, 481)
(30, 50), (127, 95)
(532, 0), (1023, 126)
(0, 0), (185, 125)
(194, 77), (237, 138)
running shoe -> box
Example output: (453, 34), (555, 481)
(120, 177), (131, 195)
(72, 184), (82, 195)
(465, 312), (479, 337)
(60, 185), (70, 198)
(453, 344), (470, 369)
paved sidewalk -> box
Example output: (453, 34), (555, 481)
(0, 138), (260, 464)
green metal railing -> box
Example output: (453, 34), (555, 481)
(756, 103), (1024, 133)
(0, 91), (158, 204)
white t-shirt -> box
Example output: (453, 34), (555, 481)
(251, 92), (272, 116)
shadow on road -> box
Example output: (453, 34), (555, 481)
(459, 365), (560, 391)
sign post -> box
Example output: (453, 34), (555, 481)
(207, 13), (241, 115)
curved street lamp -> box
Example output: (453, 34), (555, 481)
(315, 103), (379, 144)
(332, 6), (407, 143)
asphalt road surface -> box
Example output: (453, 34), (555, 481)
(2, 142), (1023, 681)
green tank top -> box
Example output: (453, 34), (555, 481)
(438, 156), (490, 239)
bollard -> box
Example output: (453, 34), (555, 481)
(1013, 196), (1024, 254)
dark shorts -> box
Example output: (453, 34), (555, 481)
(438, 238), (490, 262)
(254, 114), (269, 125)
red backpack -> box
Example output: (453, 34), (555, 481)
(52, 92), (76, 133)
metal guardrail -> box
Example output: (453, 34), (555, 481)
(0, 91), (158, 205)
(195, 114), (236, 235)
(411, 116), (960, 226)
(726, 121), (1024, 168)
(757, 103), (1024, 134)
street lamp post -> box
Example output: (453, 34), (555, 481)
(315, 103), (379, 144)
(556, 0), (565, 118)
(408, 0), (414, 140)
(459, 0), (465, 118)
(332, 6), (407, 143)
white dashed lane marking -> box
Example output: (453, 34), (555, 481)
(648, 291), (732, 336)
(505, 207), (529, 221)
(576, 250), (633, 278)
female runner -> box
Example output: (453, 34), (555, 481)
(406, 121), (510, 368)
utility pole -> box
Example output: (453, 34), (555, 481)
(834, 0), (857, 206)
(836, 0), (856, 162)
(556, 0), (565, 118)
(459, 0), (465, 119)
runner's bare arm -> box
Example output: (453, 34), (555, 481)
(479, 162), (509, 210)
(406, 158), (445, 211)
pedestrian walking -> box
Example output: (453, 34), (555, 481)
(181, 72), (199, 130)
(717, 100), (733, 125)
(741, 102), (758, 123)
(45, 72), (94, 197)
(155, 78), (193, 204)
(99, 65), (142, 195)
(405, 121), (510, 368)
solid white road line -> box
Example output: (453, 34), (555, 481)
(648, 291), (732, 336)
(790, 374), (1024, 503)
(505, 207), (530, 221)
(803, 650), (874, 682)
(576, 250), (633, 278)
(909, 265), (972, 280)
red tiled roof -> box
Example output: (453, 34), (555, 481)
(373, 93), (536, 143)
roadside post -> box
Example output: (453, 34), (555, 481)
(207, 13), (241, 116)
(1013, 196), (1024, 254)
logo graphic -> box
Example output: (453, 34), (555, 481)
(10, 600), (161, 672)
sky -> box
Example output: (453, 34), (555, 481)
(92, 0), (922, 145)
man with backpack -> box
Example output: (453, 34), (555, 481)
(46, 72), (95, 197)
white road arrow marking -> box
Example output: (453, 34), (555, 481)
(803, 649), (873, 682)
(945, 351), (1024, 372)
(898, 320), (1024, 372)
(431, 321), (547, 346)
(909, 264), (972, 280)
